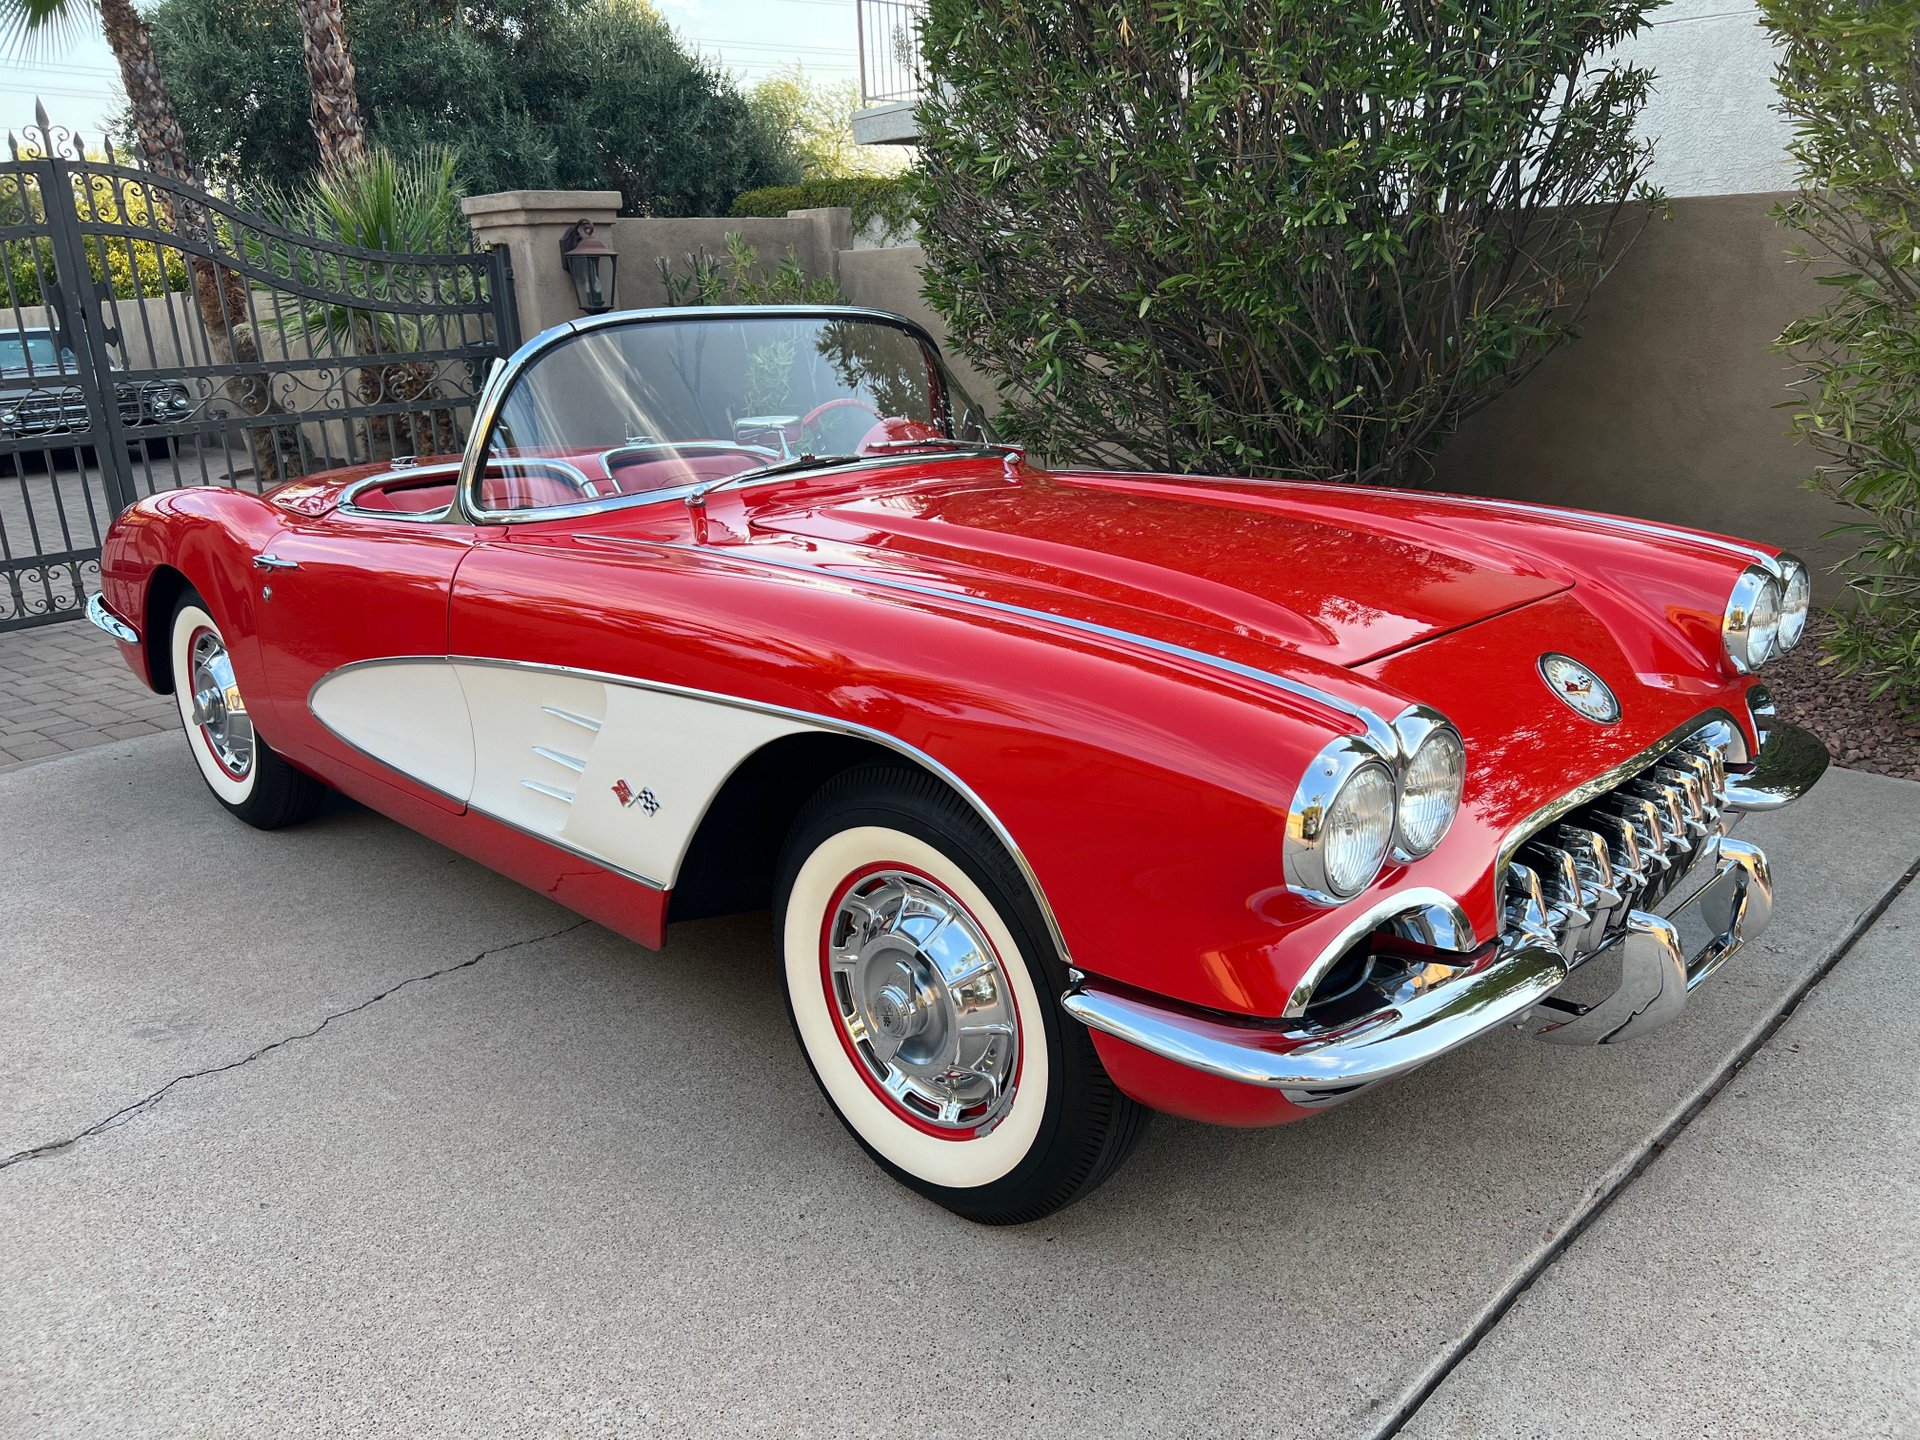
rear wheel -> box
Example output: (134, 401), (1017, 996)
(169, 591), (324, 829)
(776, 764), (1148, 1224)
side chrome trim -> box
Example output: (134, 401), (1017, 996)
(604, 536), (1402, 751)
(85, 592), (139, 644)
(307, 653), (1076, 964)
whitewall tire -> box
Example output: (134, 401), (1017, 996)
(169, 590), (325, 829)
(776, 764), (1148, 1223)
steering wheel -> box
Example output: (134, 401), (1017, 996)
(798, 396), (883, 452)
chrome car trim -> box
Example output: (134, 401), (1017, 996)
(1722, 565), (1781, 674)
(1349, 488), (1783, 572)
(1066, 940), (1569, 1093)
(613, 538), (1404, 751)
(1065, 833), (1775, 1093)
(1723, 719), (1829, 813)
(1496, 711), (1746, 871)
(307, 654), (1075, 963)
(337, 462), (462, 522)
(1283, 735), (1396, 904)
(1387, 703), (1466, 858)
(454, 304), (955, 525)
(1282, 885), (1478, 1019)
(85, 592), (138, 644)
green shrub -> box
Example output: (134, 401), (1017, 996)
(657, 232), (844, 307)
(1762, 0), (1920, 708)
(729, 176), (914, 235)
(915, 0), (1665, 483)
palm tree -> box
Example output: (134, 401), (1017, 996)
(291, 0), (368, 167)
(0, 0), (303, 481)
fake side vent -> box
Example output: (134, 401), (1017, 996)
(1503, 737), (1729, 963)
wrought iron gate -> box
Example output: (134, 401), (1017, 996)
(0, 115), (518, 631)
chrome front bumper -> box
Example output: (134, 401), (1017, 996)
(1063, 719), (1825, 1102)
(85, 592), (139, 644)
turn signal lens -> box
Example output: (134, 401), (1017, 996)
(1398, 727), (1465, 857)
(1322, 762), (1396, 898)
(1777, 559), (1811, 651)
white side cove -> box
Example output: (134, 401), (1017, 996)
(310, 658), (813, 888)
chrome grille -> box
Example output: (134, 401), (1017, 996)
(1504, 735), (1729, 962)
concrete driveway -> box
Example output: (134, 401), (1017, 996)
(3, 734), (1916, 1438)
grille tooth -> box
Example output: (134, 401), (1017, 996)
(1519, 840), (1590, 959)
(1503, 860), (1553, 947)
(1551, 824), (1625, 947)
(1510, 731), (1734, 963)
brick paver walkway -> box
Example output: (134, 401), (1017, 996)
(0, 619), (175, 772)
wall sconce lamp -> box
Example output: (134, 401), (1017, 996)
(560, 219), (618, 314)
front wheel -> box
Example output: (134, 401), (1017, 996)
(169, 591), (325, 829)
(776, 764), (1148, 1224)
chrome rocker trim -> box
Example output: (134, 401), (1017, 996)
(1061, 837), (1774, 1096)
(85, 593), (139, 644)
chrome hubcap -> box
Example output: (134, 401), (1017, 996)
(187, 628), (254, 777)
(826, 870), (1021, 1133)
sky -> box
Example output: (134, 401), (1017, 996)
(0, 0), (862, 153)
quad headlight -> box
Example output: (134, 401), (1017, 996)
(1286, 709), (1466, 903)
(1394, 712), (1467, 859)
(1723, 555), (1810, 673)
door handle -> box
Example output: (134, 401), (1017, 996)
(253, 553), (299, 571)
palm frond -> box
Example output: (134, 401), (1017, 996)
(0, 0), (96, 61)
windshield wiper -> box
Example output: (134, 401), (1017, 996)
(685, 452), (866, 509)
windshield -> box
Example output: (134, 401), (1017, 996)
(0, 333), (76, 374)
(474, 313), (995, 514)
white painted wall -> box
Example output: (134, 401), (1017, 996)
(1622, 0), (1795, 198)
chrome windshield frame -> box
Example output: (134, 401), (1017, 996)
(452, 305), (970, 526)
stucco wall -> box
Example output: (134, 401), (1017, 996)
(1621, 0), (1795, 199)
(1431, 191), (1844, 571)
(529, 192), (1843, 575)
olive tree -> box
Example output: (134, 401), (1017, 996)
(1762, 0), (1920, 706)
(916, 0), (1665, 483)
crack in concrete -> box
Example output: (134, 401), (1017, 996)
(1369, 852), (1920, 1440)
(0, 918), (590, 1173)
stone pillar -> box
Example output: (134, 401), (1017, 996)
(460, 189), (624, 345)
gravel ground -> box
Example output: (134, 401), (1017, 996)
(1766, 612), (1920, 781)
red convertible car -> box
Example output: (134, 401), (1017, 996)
(90, 306), (1829, 1223)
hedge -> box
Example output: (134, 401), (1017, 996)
(728, 177), (913, 233)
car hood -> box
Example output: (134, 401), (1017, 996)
(740, 464), (1570, 668)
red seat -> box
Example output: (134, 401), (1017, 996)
(606, 451), (758, 494)
(479, 465), (591, 510)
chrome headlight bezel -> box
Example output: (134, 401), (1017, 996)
(1390, 704), (1466, 860)
(1723, 566), (1784, 674)
(1773, 552), (1810, 652)
(1285, 736), (1398, 904)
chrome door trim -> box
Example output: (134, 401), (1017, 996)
(306, 653), (1075, 962)
(596, 536), (1403, 752)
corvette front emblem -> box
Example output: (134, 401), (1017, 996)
(612, 779), (660, 815)
(1538, 653), (1620, 724)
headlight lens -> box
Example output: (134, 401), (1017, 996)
(1776, 557), (1810, 651)
(1286, 738), (1396, 902)
(1397, 725), (1466, 857)
(1322, 763), (1396, 897)
(1723, 567), (1784, 673)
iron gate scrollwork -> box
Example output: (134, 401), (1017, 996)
(0, 111), (518, 631)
